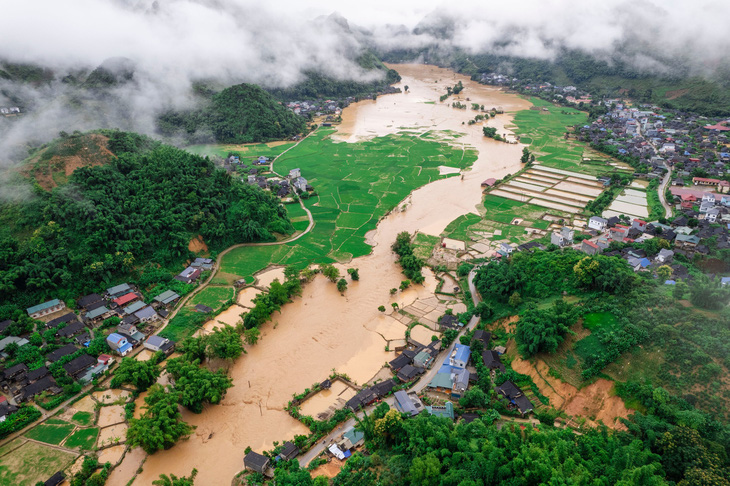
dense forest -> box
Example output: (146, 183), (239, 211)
(157, 83), (305, 144)
(0, 130), (292, 309)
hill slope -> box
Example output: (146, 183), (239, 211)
(0, 130), (293, 308)
(157, 82), (306, 144)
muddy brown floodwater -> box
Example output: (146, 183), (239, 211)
(117, 65), (531, 486)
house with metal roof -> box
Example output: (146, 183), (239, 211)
(341, 427), (365, 450)
(107, 283), (132, 298)
(393, 390), (419, 416)
(449, 344), (470, 369)
(85, 306), (112, 322)
(144, 335), (175, 355)
(134, 306), (159, 323)
(425, 401), (454, 420)
(413, 350), (434, 369)
(153, 290), (180, 306)
(124, 301), (146, 315)
(113, 292), (139, 307)
(27, 299), (65, 319)
(244, 451), (270, 474)
(106, 333), (132, 356)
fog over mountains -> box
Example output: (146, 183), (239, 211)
(1, 0), (729, 169)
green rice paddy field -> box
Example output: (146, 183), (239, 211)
(186, 141), (295, 160)
(213, 128), (476, 284)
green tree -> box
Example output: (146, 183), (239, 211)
(127, 385), (194, 454)
(409, 453), (441, 486)
(515, 300), (577, 358)
(243, 327), (260, 345)
(337, 278), (348, 293)
(152, 468), (198, 486)
(110, 358), (162, 392)
(321, 264), (340, 282)
(347, 268), (360, 281)
(508, 291), (522, 307)
(166, 359), (233, 413)
(400, 280), (411, 291)
(673, 281), (688, 300)
(520, 147), (530, 164)
(656, 265), (673, 281)
(689, 275), (730, 309)
(205, 325), (243, 360)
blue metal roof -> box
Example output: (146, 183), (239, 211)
(453, 344), (470, 364)
(117, 342), (133, 354)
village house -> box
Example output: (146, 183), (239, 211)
(62, 354), (96, 381)
(675, 234), (700, 249)
(656, 248), (674, 264)
(580, 239), (601, 255)
(341, 427), (365, 450)
(588, 216), (608, 231)
(107, 283), (132, 299)
(144, 335), (176, 356)
(0, 397), (18, 422)
(278, 442), (299, 462)
(134, 306), (159, 323)
(393, 390), (423, 416)
(27, 299), (66, 319)
(244, 451), (270, 475)
(449, 344), (470, 369)
(396, 364), (423, 383)
(191, 258), (214, 271)
(153, 290), (180, 308)
(46, 344), (77, 363)
(0, 337), (29, 358)
(438, 314), (462, 331)
(471, 330), (491, 349)
(113, 292), (140, 309)
(76, 293), (105, 311)
(496, 380), (534, 415)
(175, 266), (202, 284)
(46, 312), (78, 330)
(550, 227), (574, 247)
(413, 350), (434, 369)
(427, 363), (470, 398)
(17, 375), (60, 403)
(56, 320), (85, 339)
(84, 305), (113, 325)
(106, 333), (132, 356)
(123, 301), (146, 315)
(425, 401), (455, 420)
(481, 350), (506, 372)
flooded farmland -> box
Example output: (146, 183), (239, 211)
(116, 65), (531, 485)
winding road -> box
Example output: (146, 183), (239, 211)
(657, 160), (673, 218)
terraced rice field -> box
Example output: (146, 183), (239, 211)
(492, 164), (605, 214)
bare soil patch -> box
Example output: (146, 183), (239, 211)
(188, 235), (209, 254)
(665, 89), (689, 100)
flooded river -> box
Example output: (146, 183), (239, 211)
(113, 64), (531, 485)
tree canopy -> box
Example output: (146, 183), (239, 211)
(127, 385), (193, 454)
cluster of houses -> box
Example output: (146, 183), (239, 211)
(0, 275), (186, 419)
(542, 210), (730, 274)
(480, 70), (730, 185)
(576, 99), (730, 181)
(246, 167), (312, 199)
(0, 106), (21, 116)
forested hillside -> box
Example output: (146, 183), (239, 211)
(267, 53), (401, 101)
(157, 83), (305, 144)
(0, 130), (293, 308)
